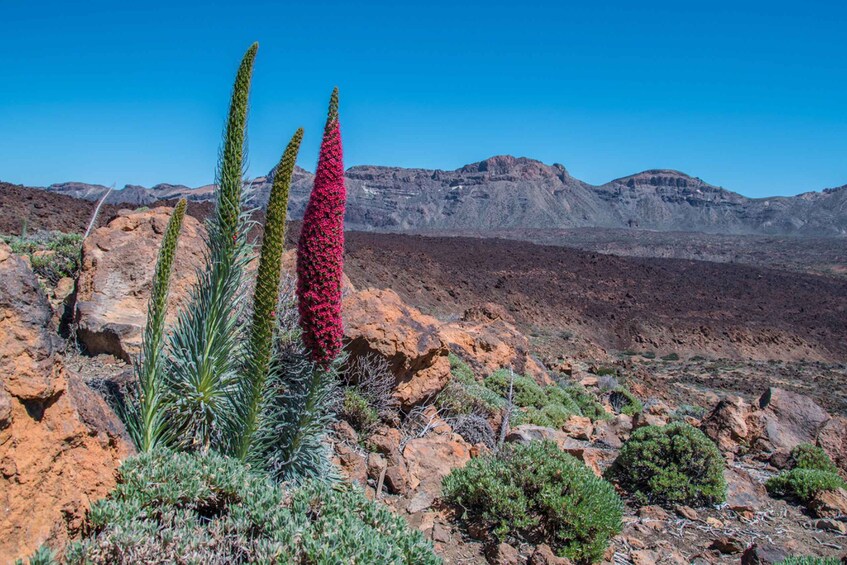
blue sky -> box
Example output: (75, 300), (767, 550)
(1, 1), (845, 197)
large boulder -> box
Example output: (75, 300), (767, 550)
(0, 243), (133, 562)
(343, 288), (451, 408)
(700, 395), (763, 454)
(0, 244), (63, 401)
(757, 387), (830, 453)
(75, 208), (206, 362)
(817, 416), (847, 476)
(440, 303), (548, 382)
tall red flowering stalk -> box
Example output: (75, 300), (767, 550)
(297, 88), (346, 366)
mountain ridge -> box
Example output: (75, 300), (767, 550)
(16, 155), (847, 236)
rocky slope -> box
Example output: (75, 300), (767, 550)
(25, 155), (847, 236)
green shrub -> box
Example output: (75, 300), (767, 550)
(609, 387), (643, 416)
(340, 388), (380, 432)
(487, 370), (582, 411)
(66, 449), (439, 564)
(559, 382), (611, 421)
(778, 558), (841, 565)
(485, 369), (549, 408)
(766, 469), (846, 504)
(593, 366), (618, 376)
(660, 353), (680, 361)
(670, 404), (706, 422)
(14, 546), (56, 565)
(516, 403), (574, 428)
(443, 440), (622, 563)
(3, 231), (83, 285)
(486, 370), (585, 430)
(790, 443), (839, 474)
(436, 356), (505, 418)
(765, 443), (845, 504)
(606, 422), (726, 507)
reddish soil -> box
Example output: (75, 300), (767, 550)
(340, 232), (847, 363)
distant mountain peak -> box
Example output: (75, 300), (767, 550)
(459, 155), (572, 182)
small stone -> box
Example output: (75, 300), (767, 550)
(406, 490), (435, 514)
(530, 544), (573, 565)
(808, 487), (847, 519)
(562, 415), (593, 440)
(625, 536), (647, 550)
(741, 543), (790, 565)
(814, 518), (847, 535)
(638, 505), (670, 521)
(431, 522), (451, 543)
(332, 419), (359, 444)
(675, 505), (699, 521)
(487, 542), (520, 565)
(383, 465), (408, 495)
(705, 517), (724, 528)
(630, 549), (659, 565)
(366, 452), (387, 480)
(709, 535), (745, 554)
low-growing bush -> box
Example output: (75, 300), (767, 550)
(778, 558), (841, 565)
(606, 422), (726, 507)
(765, 443), (845, 504)
(65, 449), (440, 564)
(558, 382), (611, 421)
(789, 443), (840, 474)
(515, 403), (574, 429)
(436, 355), (505, 418)
(449, 414), (496, 448)
(3, 231), (83, 285)
(340, 388), (380, 433)
(344, 353), (399, 418)
(766, 469), (846, 504)
(671, 404), (707, 422)
(443, 440), (622, 563)
(14, 546), (56, 565)
(660, 353), (680, 361)
(485, 370), (583, 425)
(609, 387), (643, 416)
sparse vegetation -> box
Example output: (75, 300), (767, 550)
(485, 369), (582, 425)
(2, 231), (82, 285)
(778, 558), (841, 565)
(65, 450), (440, 564)
(443, 440), (622, 563)
(609, 386), (643, 416)
(671, 403), (707, 421)
(766, 444), (845, 504)
(789, 443), (840, 474)
(340, 388), (380, 433)
(436, 355), (505, 419)
(606, 422), (726, 507)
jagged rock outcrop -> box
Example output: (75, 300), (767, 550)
(702, 388), (840, 469)
(0, 243), (133, 562)
(440, 303), (548, 381)
(343, 288), (451, 408)
(74, 208), (206, 361)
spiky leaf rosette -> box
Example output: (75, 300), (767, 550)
(123, 198), (186, 452)
(296, 88), (346, 367)
(237, 128), (304, 459)
(166, 44), (257, 451)
(253, 326), (340, 483)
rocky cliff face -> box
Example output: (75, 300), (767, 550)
(31, 155), (847, 236)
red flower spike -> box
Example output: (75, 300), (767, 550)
(296, 88), (346, 367)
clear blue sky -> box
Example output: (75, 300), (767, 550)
(1, 0), (845, 197)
